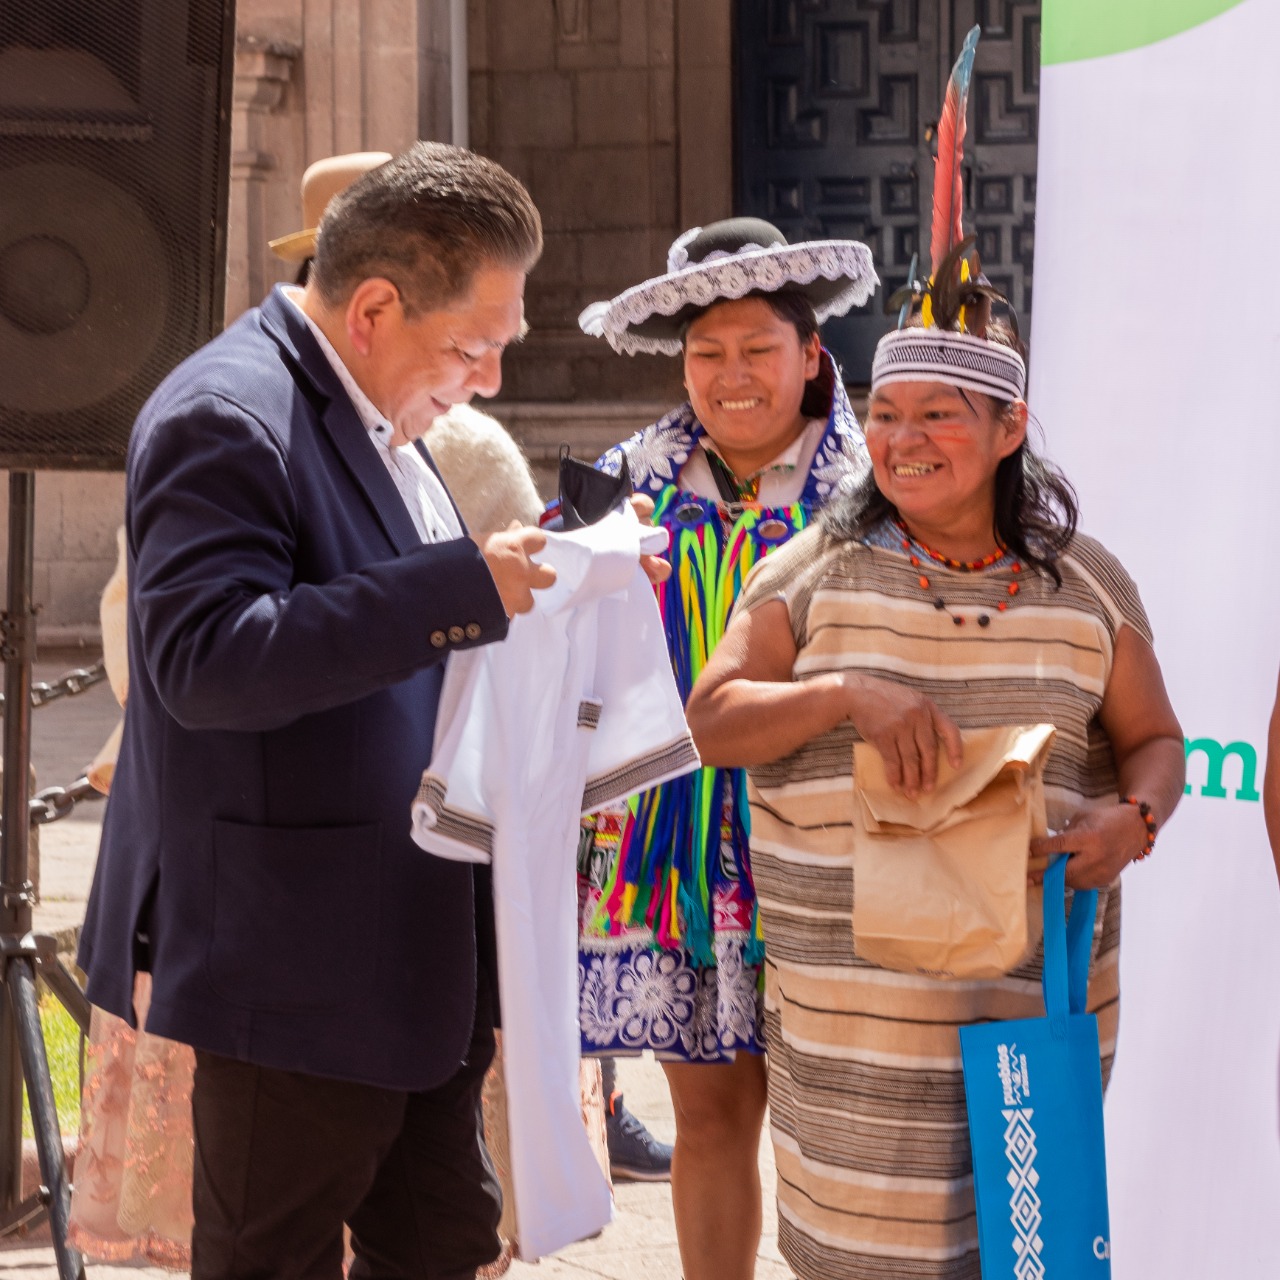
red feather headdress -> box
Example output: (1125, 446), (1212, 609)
(885, 25), (1013, 338)
(875, 26), (1027, 401)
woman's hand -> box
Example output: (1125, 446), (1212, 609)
(1030, 803), (1149, 890)
(842, 674), (963, 798)
(628, 493), (671, 585)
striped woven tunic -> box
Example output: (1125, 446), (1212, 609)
(737, 523), (1151, 1280)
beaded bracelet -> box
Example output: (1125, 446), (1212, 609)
(1122, 795), (1157, 860)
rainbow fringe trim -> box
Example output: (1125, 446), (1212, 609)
(590, 488), (811, 967)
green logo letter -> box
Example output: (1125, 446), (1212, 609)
(1184, 737), (1261, 801)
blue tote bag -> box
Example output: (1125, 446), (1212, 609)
(959, 855), (1112, 1277)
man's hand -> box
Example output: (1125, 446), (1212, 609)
(475, 524), (557, 617)
(628, 493), (672, 585)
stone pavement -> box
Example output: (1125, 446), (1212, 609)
(2, 649), (794, 1280)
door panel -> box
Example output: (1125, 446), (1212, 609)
(736, 0), (1040, 382)
(946, 2), (1040, 330)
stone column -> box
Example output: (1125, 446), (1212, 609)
(227, 35), (299, 322)
(298, 0), (422, 158)
(420, 0), (456, 142)
(675, 0), (733, 227)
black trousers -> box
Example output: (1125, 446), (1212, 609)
(189, 990), (501, 1280)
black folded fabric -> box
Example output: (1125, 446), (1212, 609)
(557, 447), (632, 529)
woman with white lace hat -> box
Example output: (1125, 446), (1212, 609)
(575, 217), (877, 1279)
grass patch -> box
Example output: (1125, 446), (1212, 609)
(20, 992), (84, 1139)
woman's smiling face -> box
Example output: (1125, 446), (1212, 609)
(682, 296), (821, 477)
(864, 380), (1027, 537)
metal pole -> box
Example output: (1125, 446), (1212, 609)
(450, 0), (469, 149)
(8, 956), (82, 1278)
(0, 470), (36, 1214)
(37, 957), (90, 1037)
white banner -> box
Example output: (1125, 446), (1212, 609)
(1031, 2), (1280, 1274)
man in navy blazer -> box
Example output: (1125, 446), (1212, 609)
(79, 144), (551, 1279)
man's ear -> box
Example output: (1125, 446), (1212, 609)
(345, 278), (401, 358)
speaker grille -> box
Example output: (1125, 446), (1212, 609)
(0, 1), (236, 470)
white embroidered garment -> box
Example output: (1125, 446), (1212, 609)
(410, 508), (700, 1259)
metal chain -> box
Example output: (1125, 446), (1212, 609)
(0, 776), (104, 841)
(28, 777), (104, 825)
(0, 658), (108, 711)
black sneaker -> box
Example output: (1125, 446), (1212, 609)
(605, 1091), (674, 1182)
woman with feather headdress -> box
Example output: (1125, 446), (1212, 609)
(682, 28), (1187, 1279)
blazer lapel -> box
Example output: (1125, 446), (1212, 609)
(319, 398), (423, 555)
(259, 287), (422, 556)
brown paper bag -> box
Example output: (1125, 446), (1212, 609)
(851, 723), (1056, 979)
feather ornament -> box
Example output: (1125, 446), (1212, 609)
(930, 236), (1008, 333)
(930, 24), (981, 277)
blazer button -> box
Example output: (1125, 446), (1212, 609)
(430, 630), (448, 648)
(465, 622), (482, 640)
(448, 625), (465, 644)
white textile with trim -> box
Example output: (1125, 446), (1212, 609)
(410, 507), (699, 1259)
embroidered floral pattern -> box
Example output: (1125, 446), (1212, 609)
(598, 404), (695, 490)
(68, 996), (196, 1268)
(579, 939), (763, 1061)
(809, 438), (862, 498)
(608, 951), (696, 1049)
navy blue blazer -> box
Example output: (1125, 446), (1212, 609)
(79, 287), (509, 1090)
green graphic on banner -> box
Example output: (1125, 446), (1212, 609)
(1043, 0), (1247, 65)
(1183, 736), (1261, 801)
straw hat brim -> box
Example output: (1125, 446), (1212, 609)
(268, 227), (319, 263)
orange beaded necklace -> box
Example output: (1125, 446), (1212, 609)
(894, 519), (1021, 627)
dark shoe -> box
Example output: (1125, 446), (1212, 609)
(605, 1091), (673, 1182)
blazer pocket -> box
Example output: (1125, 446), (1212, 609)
(207, 818), (380, 1011)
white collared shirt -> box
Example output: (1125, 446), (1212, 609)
(284, 287), (462, 544)
(410, 508), (700, 1260)
(677, 415), (827, 505)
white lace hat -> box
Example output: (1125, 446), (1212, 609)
(579, 218), (878, 356)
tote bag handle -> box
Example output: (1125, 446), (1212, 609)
(1041, 855), (1098, 1022)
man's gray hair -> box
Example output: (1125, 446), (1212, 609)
(312, 142), (542, 316)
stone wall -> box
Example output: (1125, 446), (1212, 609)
(227, 0), (445, 321)
(0, 472), (124, 646)
(468, 0), (682, 407)
(470, 0), (733, 487)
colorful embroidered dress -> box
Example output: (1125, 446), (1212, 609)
(577, 352), (866, 1062)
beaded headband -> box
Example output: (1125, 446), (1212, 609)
(871, 327), (1027, 402)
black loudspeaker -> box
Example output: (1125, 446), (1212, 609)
(0, 1), (237, 470)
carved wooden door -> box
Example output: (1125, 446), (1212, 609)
(736, 1), (1041, 383)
